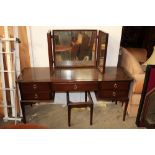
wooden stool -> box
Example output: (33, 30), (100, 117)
(66, 91), (94, 127)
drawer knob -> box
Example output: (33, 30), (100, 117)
(113, 91), (116, 97)
(34, 93), (38, 99)
(33, 84), (37, 89)
(114, 83), (118, 89)
(74, 84), (77, 90)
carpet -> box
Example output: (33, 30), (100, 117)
(23, 102), (137, 129)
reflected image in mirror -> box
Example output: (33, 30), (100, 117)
(53, 30), (97, 67)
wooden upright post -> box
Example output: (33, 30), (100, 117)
(0, 26), (31, 118)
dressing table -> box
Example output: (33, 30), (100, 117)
(18, 30), (132, 125)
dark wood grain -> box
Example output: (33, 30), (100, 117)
(99, 81), (130, 90)
(47, 31), (53, 67)
(52, 82), (98, 91)
(18, 67), (132, 123)
(18, 67), (132, 82)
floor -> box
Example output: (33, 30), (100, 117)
(0, 102), (138, 129)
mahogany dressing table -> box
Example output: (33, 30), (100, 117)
(18, 30), (133, 125)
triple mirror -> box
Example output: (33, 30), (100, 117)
(47, 29), (108, 73)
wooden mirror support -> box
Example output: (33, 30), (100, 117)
(47, 30), (54, 68)
(97, 31), (109, 73)
(47, 29), (108, 73)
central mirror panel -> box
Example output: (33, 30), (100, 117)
(53, 30), (97, 67)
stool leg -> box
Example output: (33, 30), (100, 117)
(68, 106), (71, 127)
(90, 104), (93, 125)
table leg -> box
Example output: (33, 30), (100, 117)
(123, 100), (129, 121)
(122, 102), (124, 107)
(85, 91), (87, 102)
(66, 92), (69, 104)
(68, 106), (71, 127)
(90, 104), (93, 125)
(21, 102), (26, 123)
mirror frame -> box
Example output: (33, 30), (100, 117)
(136, 65), (155, 128)
(97, 30), (109, 73)
(47, 30), (54, 68)
(47, 29), (109, 72)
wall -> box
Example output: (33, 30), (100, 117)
(29, 26), (122, 67)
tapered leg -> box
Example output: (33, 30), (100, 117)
(66, 92), (69, 104)
(123, 100), (129, 121)
(122, 102), (124, 107)
(85, 91), (87, 102)
(51, 91), (55, 100)
(68, 106), (71, 127)
(90, 104), (93, 125)
(21, 102), (26, 123)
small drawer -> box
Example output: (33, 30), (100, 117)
(99, 81), (130, 90)
(20, 82), (50, 92)
(98, 90), (128, 99)
(52, 82), (98, 91)
(22, 92), (51, 100)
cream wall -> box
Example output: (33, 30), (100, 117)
(29, 26), (122, 67)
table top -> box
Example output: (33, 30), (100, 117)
(17, 67), (133, 83)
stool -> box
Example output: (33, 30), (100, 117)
(66, 91), (94, 127)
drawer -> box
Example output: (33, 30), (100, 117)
(52, 82), (98, 91)
(22, 92), (51, 100)
(99, 81), (130, 90)
(20, 82), (50, 92)
(98, 90), (128, 99)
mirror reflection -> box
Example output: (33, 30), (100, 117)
(53, 30), (97, 67)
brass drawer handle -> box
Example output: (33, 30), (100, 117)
(114, 83), (118, 89)
(34, 93), (38, 99)
(74, 84), (78, 90)
(33, 84), (37, 89)
(113, 91), (116, 97)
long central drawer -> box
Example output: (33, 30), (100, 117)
(52, 82), (98, 91)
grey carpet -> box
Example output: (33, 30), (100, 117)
(23, 102), (137, 129)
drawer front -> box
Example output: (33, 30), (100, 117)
(52, 82), (98, 91)
(99, 81), (130, 90)
(20, 83), (50, 92)
(22, 92), (51, 100)
(98, 90), (128, 99)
